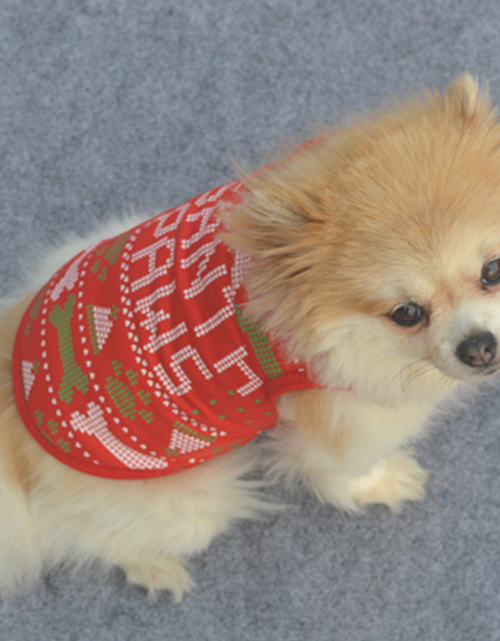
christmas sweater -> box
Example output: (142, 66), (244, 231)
(13, 179), (320, 480)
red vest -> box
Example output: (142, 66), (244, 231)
(13, 180), (319, 479)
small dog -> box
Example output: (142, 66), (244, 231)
(0, 74), (498, 601)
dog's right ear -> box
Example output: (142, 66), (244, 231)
(442, 73), (493, 127)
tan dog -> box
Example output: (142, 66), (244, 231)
(0, 75), (498, 601)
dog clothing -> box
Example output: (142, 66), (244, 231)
(13, 179), (320, 479)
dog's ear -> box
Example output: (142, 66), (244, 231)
(220, 172), (328, 345)
(443, 73), (493, 126)
(220, 170), (326, 259)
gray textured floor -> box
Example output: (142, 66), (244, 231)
(1, 1), (500, 640)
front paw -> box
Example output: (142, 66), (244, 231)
(122, 556), (195, 602)
(349, 454), (427, 512)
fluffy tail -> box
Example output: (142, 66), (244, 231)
(0, 489), (42, 596)
(0, 400), (43, 596)
(0, 296), (43, 596)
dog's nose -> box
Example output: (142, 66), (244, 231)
(456, 331), (497, 368)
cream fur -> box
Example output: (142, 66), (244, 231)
(0, 74), (499, 600)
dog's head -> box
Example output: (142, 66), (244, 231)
(223, 75), (500, 404)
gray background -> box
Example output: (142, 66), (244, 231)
(1, 1), (500, 640)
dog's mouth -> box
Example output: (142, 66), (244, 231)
(456, 360), (500, 381)
(480, 365), (500, 377)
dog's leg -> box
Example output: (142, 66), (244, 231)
(25, 443), (270, 601)
(348, 453), (427, 512)
(266, 389), (434, 513)
(119, 557), (195, 603)
(1, 401), (269, 601)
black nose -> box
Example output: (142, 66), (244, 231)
(456, 331), (497, 368)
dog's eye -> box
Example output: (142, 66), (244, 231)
(482, 258), (500, 286)
(389, 302), (424, 327)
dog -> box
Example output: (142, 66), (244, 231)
(0, 74), (498, 601)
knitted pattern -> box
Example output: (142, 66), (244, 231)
(13, 180), (318, 479)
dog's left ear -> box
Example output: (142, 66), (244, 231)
(220, 170), (326, 259)
(443, 73), (494, 127)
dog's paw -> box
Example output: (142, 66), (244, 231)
(349, 453), (427, 512)
(122, 557), (195, 602)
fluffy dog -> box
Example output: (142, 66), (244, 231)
(0, 74), (498, 601)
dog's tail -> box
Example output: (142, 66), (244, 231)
(0, 301), (43, 597)
(0, 405), (43, 597)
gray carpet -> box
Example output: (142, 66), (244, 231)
(2, 1), (500, 639)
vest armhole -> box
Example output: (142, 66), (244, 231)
(264, 371), (320, 404)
